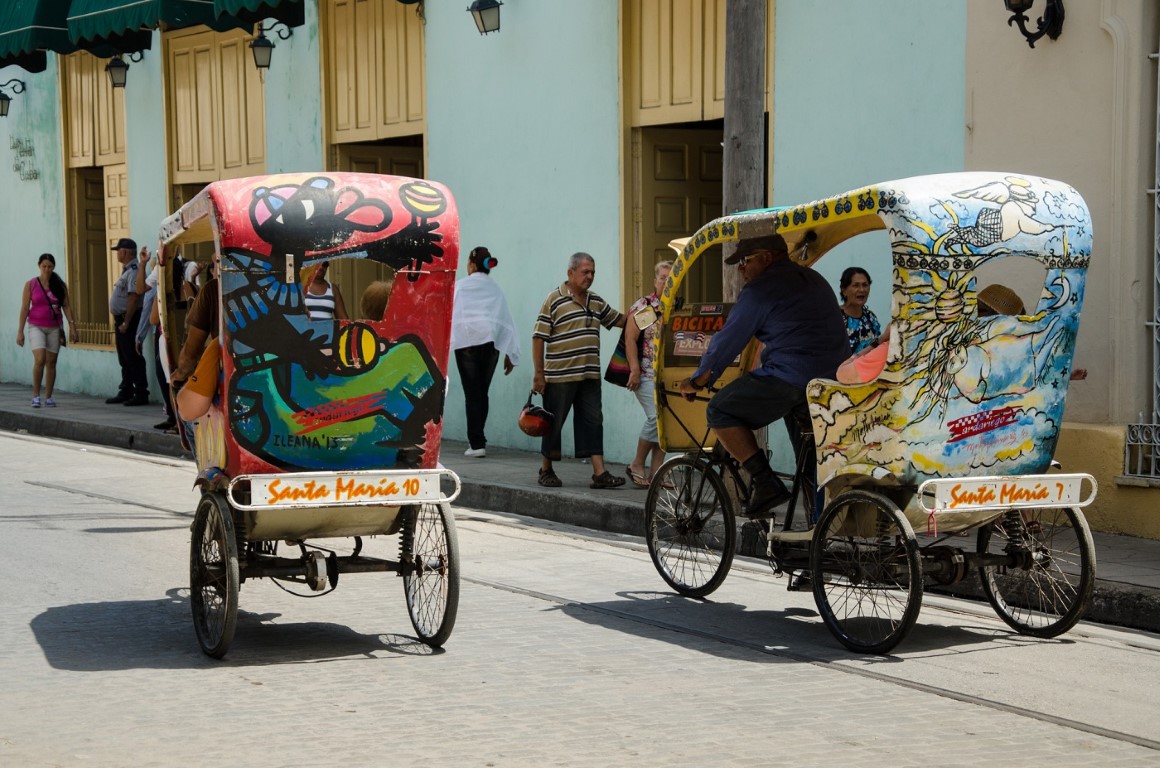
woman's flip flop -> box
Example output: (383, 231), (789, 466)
(625, 466), (649, 489)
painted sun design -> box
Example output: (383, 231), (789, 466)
(896, 268), (980, 424)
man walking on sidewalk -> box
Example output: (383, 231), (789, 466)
(106, 238), (149, 406)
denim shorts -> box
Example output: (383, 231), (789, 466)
(634, 376), (658, 443)
(706, 372), (805, 430)
(26, 324), (62, 353)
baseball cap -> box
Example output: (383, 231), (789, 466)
(724, 233), (788, 265)
(111, 237), (137, 251)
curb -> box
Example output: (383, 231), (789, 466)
(457, 480), (644, 538)
(0, 410), (188, 459)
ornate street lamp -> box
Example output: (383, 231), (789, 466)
(0, 79), (26, 118)
(467, 0), (502, 35)
(105, 56), (129, 88)
(1004, 0), (1065, 49)
(250, 21), (293, 70)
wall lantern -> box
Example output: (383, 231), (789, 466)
(103, 52), (142, 89)
(1004, 0), (1064, 49)
(0, 79), (26, 118)
(467, 0), (502, 35)
(250, 21), (293, 70)
(105, 56), (129, 88)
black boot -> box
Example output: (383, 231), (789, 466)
(742, 454), (791, 518)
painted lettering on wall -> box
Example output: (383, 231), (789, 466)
(9, 137), (39, 181)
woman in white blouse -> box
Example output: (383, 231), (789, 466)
(450, 246), (521, 458)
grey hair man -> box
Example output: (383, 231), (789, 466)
(531, 252), (627, 489)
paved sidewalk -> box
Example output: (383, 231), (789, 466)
(2, 381), (1158, 632)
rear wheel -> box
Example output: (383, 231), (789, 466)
(402, 502), (460, 647)
(977, 507), (1096, 637)
(645, 456), (735, 597)
(811, 490), (922, 654)
(190, 492), (239, 659)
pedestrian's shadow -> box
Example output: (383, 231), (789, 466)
(30, 587), (438, 670)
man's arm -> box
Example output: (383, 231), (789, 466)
(693, 296), (764, 385)
(532, 336), (546, 394)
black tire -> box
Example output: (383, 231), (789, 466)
(811, 490), (922, 654)
(977, 507), (1096, 637)
(401, 502), (460, 647)
(190, 491), (239, 659)
(645, 455), (736, 598)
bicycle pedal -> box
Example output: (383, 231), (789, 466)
(786, 571), (811, 592)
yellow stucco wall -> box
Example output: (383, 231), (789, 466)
(1056, 424), (1160, 540)
(965, 3), (1160, 538)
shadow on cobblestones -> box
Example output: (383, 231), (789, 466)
(552, 589), (1060, 660)
(30, 587), (438, 670)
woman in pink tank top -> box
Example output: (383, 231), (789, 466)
(16, 254), (78, 407)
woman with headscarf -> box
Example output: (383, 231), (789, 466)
(16, 254), (78, 407)
(450, 246), (521, 458)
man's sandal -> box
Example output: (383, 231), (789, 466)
(590, 471), (626, 489)
(538, 468), (562, 487)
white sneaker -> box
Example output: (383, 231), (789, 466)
(464, 447), (487, 458)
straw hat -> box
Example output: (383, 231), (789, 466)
(977, 284), (1025, 317)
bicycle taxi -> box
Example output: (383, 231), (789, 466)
(157, 172), (461, 658)
(646, 171), (1097, 653)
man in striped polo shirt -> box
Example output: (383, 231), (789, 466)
(532, 252), (627, 489)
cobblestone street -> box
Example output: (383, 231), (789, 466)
(2, 433), (1158, 766)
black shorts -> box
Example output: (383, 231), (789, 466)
(706, 372), (805, 431)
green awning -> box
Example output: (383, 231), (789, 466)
(214, 0), (304, 28)
(67, 0), (237, 49)
(0, 0), (77, 72)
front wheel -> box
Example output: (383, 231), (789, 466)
(977, 506), (1096, 637)
(645, 455), (736, 598)
(190, 491), (239, 659)
(811, 490), (922, 654)
(401, 502), (460, 647)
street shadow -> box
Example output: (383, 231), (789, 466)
(30, 587), (437, 670)
(552, 589), (827, 664)
(553, 589), (1030, 663)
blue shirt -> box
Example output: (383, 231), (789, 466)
(844, 307), (882, 354)
(693, 259), (849, 388)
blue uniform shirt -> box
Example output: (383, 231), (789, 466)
(693, 258), (849, 388)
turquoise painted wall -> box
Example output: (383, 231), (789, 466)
(264, 1), (324, 173)
(1, 42), (172, 401)
(1, 61), (69, 394)
(772, 0), (967, 325)
(423, 1), (636, 463)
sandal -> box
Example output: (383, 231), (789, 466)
(591, 471), (626, 490)
(538, 468), (562, 487)
(625, 466), (649, 489)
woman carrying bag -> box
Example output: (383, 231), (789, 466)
(16, 253), (78, 408)
(619, 260), (671, 487)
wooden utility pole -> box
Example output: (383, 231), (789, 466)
(722, 0), (766, 302)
